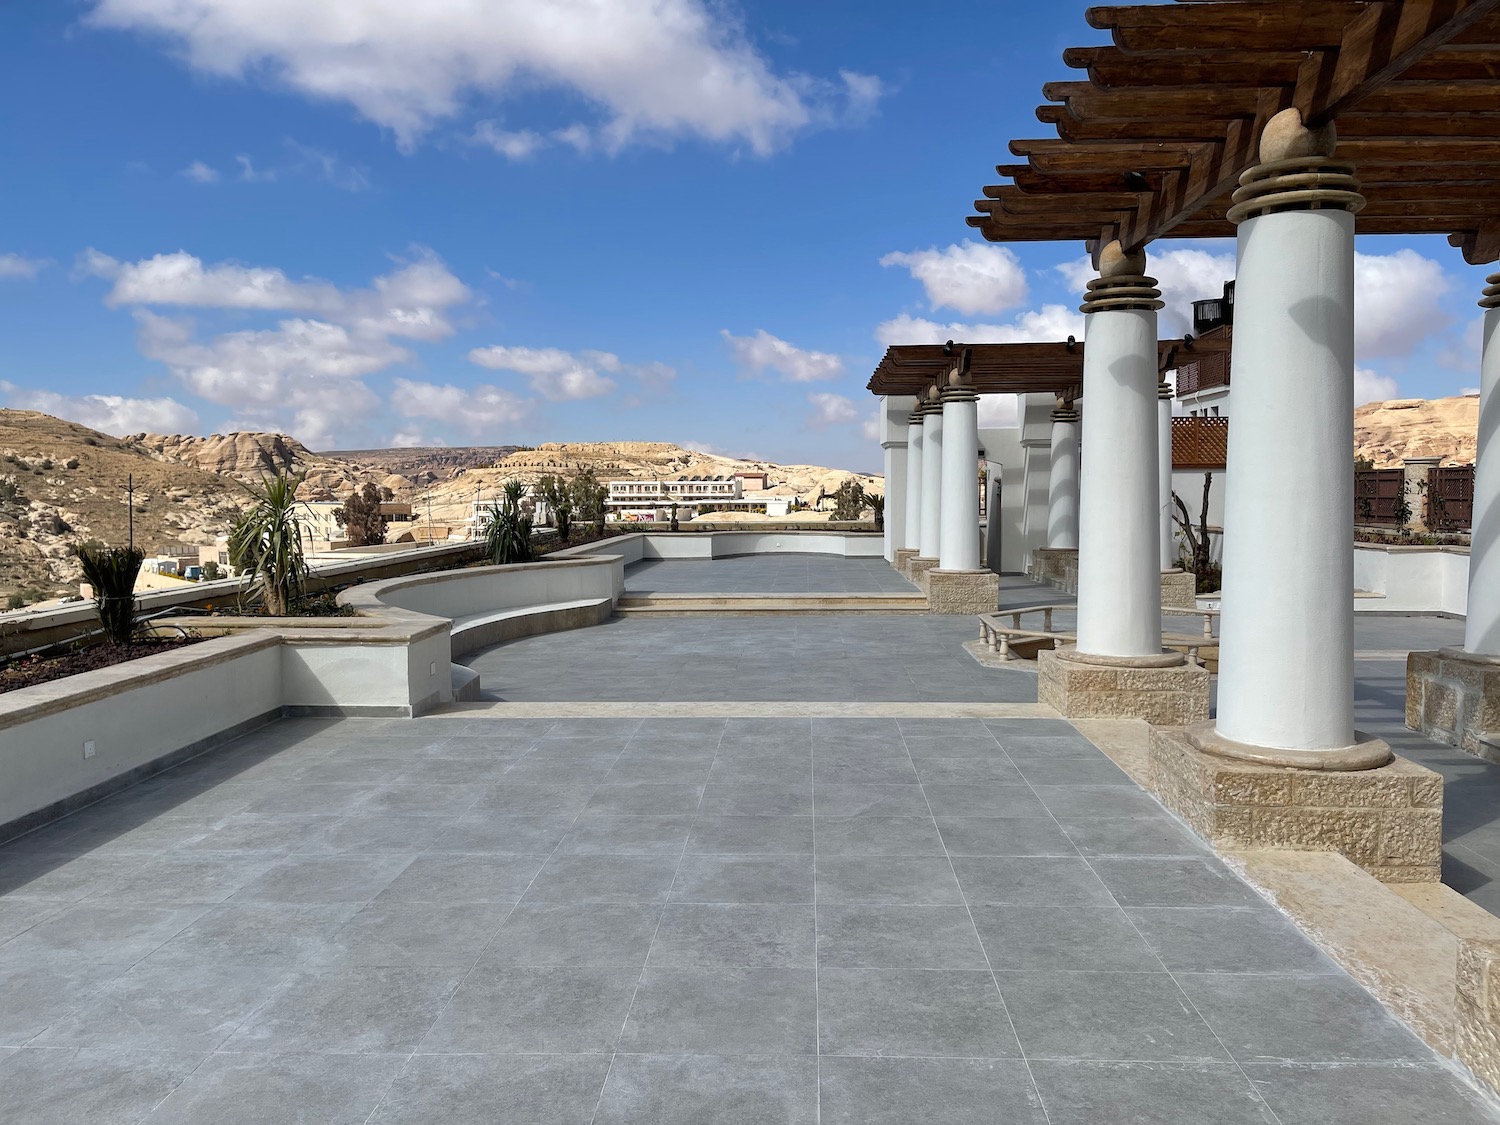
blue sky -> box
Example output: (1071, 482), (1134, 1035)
(0, 1), (1488, 472)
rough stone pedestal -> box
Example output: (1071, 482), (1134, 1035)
(906, 556), (939, 585)
(1407, 648), (1500, 762)
(1038, 646), (1209, 726)
(1160, 568), (1195, 609)
(1032, 547), (1078, 592)
(894, 548), (919, 575)
(925, 569), (1000, 615)
(1147, 726), (1442, 883)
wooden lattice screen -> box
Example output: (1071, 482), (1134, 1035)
(1426, 465), (1475, 530)
(1172, 416), (1229, 470)
(1175, 326), (1232, 398)
(1355, 468), (1405, 525)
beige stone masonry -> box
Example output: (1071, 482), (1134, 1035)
(1160, 568), (1195, 608)
(905, 556), (939, 585)
(1031, 547), (1078, 593)
(1148, 726), (1443, 882)
(925, 568), (1000, 615)
(1407, 648), (1500, 762)
(1038, 647), (1210, 726)
(893, 547), (920, 574)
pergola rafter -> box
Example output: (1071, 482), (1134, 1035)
(864, 336), (1230, 400)
(969, 0), (1500, 264)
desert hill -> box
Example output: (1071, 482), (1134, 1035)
(1353, 394), (1478, 468)
(406, 441), (885, 527)
(0, 411), (246, 602)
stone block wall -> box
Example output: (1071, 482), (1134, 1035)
(1459, 940), (1500, 1093)
(1031, 548), (1078, 594)
(1148, 727), (1443, 882)
(1038, 650), (1210, 726)
(1161, 568), (1196, 609)
(926, 569), (1000, 615)
(1407, 650), (1500, 762)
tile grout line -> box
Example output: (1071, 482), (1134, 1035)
(898, 718), (1056, 1125)
(1003, 720), (1291, 1125)
(810, 718), (821, 1125)
(356, 715), (624, 1125)
(584, 717), (724, 1125)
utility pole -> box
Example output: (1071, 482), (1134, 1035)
(125, 474), (135, 553)
(427, 496), (435, 544)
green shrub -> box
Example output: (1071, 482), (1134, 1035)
(484, 480), (535, 565)
(229, 472), (309, 616)
(74, 543), (145, 645)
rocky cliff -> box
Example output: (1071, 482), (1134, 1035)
(1353, 395), (1479, 468)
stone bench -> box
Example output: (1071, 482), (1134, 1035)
(979, 604), (1219, 665)
(449, 597), (615, 660)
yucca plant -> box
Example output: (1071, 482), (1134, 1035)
(229, 472), (309, 616)
(74, 543), (145, 645)
(484, 480), (535, 564)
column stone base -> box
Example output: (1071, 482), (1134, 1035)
(1161, 567), (1195, 608)
(906, 556), (939, 584)
(1031, 547), (1078, 593)
(1147, 725), (1442, 883)
(894, 548), (920, 575)
(1407, 648), (1500, 762)
(924, 569), (1000, 615)
(1038, 646), (1210, 726)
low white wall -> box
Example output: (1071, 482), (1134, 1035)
(1353, 545), (1470, 616)
(366, 556), (625, 619)
(0, 635), (283, 834)
(557, 531), (882, 562)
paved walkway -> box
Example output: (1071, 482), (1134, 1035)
(4, 558), (1499, 1121)
(469, 615), (1035, 703)
(623, 555), (918, 595)
(4, 714), (1496, 1123)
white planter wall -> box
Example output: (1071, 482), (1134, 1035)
(1352, 545), (1470, 616)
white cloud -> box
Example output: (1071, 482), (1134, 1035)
(860, 417), (880, 442)
(1058, 245), (1235, 338)
(471, 121), (549, 161)
(1, 382), (200, 436)
(468, 345), (619, 401)
(81, 248), (470, 448)
(281, 140), (371, 192)
(0, 253), (47, 280)
(875, 305), (1085, 348)
(1440, 316), (1485, 373)
(807, 392), (859, 429)
(881, 243), (1028, 317)
(978, 395), (1020, 429)
(87, 0), (881, 155)
(723, 329), (844, 383)
(182, 160), (219, 183)
(389, 378), (534, 438)
(234, 154), (276, 183)
(1354, 249), (1449, 360)
(1355, 366), (1399, 407)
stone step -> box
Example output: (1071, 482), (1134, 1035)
(615, 593), (929, 616)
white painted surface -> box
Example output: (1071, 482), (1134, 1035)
(1019, 395), (1055, 571)
(557, 532), (884, 562)
(880, 395), (914, 562)
(939, 396), (982, 570)
(1467, 304), (1500, 654)
(1159, 393), (1175, 568)
(919, 408), (944, 559)
(1047, 415), (1080, 550)
(0, 636), (282, 830)
(904, 419), (924, 557)
(1075, 305), (1163, 658)
(1353, 545), (1469, 616)
(1217, 208), (1357, 751)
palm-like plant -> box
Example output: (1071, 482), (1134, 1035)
(484, 480), (535, 564)
(74, 543), (145, 645)
(229, 472), (309, 616)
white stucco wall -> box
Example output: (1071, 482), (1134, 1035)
(1352, 545), (1469, 616)
(0, 635), (283, 831)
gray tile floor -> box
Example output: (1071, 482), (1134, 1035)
(469, 614), (1037, 702)
(4, 714), (1495, 1123)
(624, 555), (919, 595)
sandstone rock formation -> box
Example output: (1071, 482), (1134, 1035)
(1354, 395), (1479, 468)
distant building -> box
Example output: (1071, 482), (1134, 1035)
(608, 478), (743, 505)
(734, 470), (771, 491)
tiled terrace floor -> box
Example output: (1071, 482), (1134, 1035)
(622, 554), (918, 595)
(5, 714), (1498, 1123)
(469, 614), (1034, 703)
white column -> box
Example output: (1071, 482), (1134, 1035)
(985, 462), (1004, 572)
(904, 411), (924, 556)
(1158, 380), (1175, 568)
(879, 396), (909, 562)
(1047, 400), (1080, 549)
(1466, 275), (1500, 655)
(919, 392), (944, 559)
(939, 378), (982, 570)
(1074, 244), (1164, 659)
(1216, 108), (1366, 753)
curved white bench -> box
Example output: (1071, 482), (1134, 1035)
(449, 596), (614, 658)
